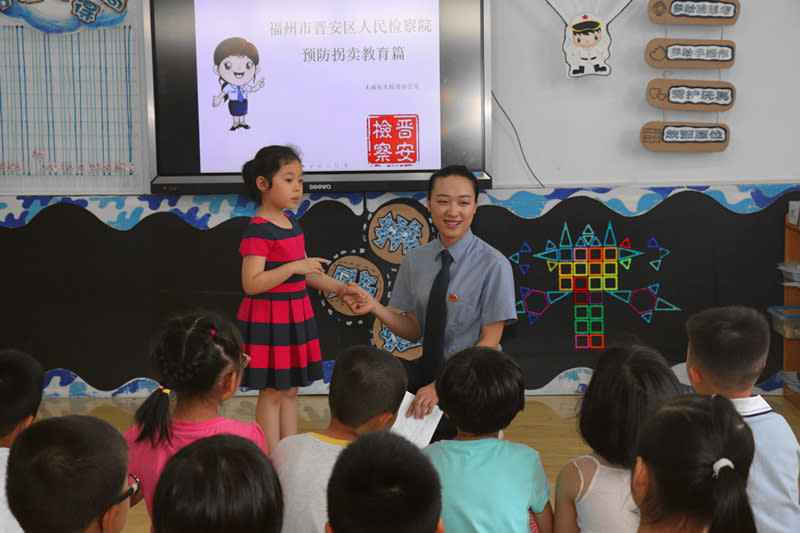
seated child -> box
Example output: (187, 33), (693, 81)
(0, 350), (44, 533)
(125, 311), (266, 519)
(152, 434), (283, 533)
(326, 431), (444, 533)
(6, 415), (135, 533)
(425, 346), (553, 533)
(271, 345), (407, 533)
(554, 343), (683, 533)
(632, 394), (756, 533)
(686, 305), (800, 532)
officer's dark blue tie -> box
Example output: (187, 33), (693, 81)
(421, 249), (453, 383)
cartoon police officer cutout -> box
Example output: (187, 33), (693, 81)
(212, 37), (265, 131)
(565, 14), (610, 77)
(546, 0), (632, 79)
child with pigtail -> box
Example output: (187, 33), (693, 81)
(124, 311), (266, 521)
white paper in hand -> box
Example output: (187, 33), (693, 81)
(390, 391), (443, 448)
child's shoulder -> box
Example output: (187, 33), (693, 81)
(427, 438), (540, 458)
(499, 438), (542, 460)
(746, 410), (799, 443)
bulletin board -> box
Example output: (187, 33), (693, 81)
(0, 0), (151, 195)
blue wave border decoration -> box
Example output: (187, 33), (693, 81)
(1, 185), (799, 230)
(43, 364), (784, 398)
(0, 193), (364, 230)
(43, 361), (337, 398)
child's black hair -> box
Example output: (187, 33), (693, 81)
(152, 434), (283, 533)
(427, 164), (479, 200)
(241, 145), (301, 204)
(328, 345), (407, 428)
(579, 343), (683, 467)
(327, 431), (441, 533)
(435, 346), (525, 435)
(134, 311), (244, 446)
(0, 349), (44, 438)
(7, 415), (129, 533)
(635, 394), (756, 533)
(686, 305), (770, 391)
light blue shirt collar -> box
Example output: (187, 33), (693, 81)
(432, 228), (476, 264)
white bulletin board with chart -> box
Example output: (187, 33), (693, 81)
(0, 0), (151, 195)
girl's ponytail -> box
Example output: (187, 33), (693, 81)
(708, 461), (756, 533)
(241, 158), (261, 204)
(134, 385), (173, 445)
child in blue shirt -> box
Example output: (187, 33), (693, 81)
(425, 346), (553, 533)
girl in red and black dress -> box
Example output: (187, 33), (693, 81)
(237, 145), (351, 453)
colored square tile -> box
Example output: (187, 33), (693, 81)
(590, 334), (605, 349)
(575, 335), (590, 349)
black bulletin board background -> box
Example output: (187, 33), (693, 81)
(0, 190), (794, 391)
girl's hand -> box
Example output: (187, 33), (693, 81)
(293, 257), (329, 275)
(212, 93), (224, 107)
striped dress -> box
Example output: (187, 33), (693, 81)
(236, 214), (323, 390)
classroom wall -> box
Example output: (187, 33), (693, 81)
(1, 1), (798, 397)
(2, 1), (796, 193)
(489, 0), (799, 187)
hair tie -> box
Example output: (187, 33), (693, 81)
(712, 458), (734, 479)
(157, 385), (171, 395)
(210, 329), (216, 336)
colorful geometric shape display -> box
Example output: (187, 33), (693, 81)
(516, 221), (681, 349)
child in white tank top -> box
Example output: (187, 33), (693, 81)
(553, 344), (683, 533)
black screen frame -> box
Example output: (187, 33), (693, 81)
(148, 0), (490, 193)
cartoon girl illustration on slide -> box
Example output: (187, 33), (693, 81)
(212, 37), (265, 131)
(546, 0), (632, 78)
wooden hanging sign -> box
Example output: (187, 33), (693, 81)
(641, 121), (729, 152)
(646, 79), (735, 111)
(646, 38), (735, 68)
(648, 0), (740, 25)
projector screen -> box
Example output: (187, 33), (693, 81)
(149, 0), (489, 193)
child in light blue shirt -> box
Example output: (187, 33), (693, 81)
(425, 347), (553, 533)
